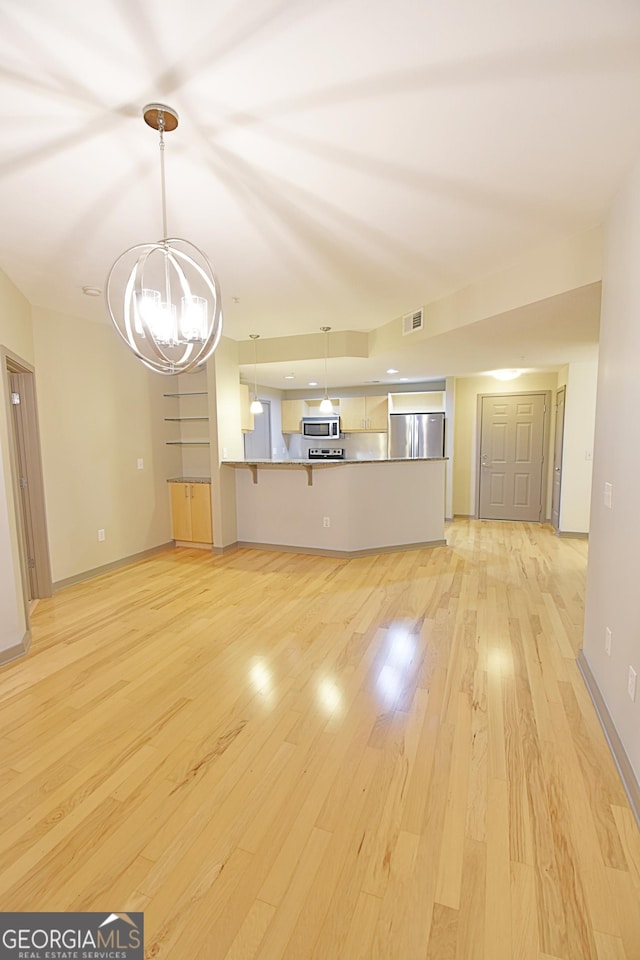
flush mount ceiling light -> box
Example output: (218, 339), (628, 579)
(106, 103), (223, 375)
(491, 369), (522, 381)
(249, 334), (263, 415)
(319, 326), (333, 413)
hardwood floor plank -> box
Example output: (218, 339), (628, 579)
(435, 692), (473, 909)
(485, 778), (512, 960)
(511, 861), (539, 960)
(426, 903), (459, 960)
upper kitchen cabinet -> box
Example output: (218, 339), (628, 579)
(340, 395), (389, 432)
(281, 399), (306, 433)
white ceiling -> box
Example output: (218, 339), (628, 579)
(1, 0), (639, 385)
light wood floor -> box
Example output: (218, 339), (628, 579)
(1, 520), (639, 959)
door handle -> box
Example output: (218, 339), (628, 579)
(481, 455), (490, 467)
(555, 467), (561, 472)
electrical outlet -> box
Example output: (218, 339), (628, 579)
(137, 458), (144, 470)
(97, 529), (105, 542)
(628, 667), (637, 702)
(323, 516), (330, 528)
(604, 482), (613, 509)
(605, 627), (612, 656)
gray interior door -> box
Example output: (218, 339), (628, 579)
(478, 393), (546, 521)
(551, 387), (566, 531)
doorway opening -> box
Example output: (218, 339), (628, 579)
(2, 349), (52, 619)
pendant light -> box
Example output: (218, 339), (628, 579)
(249, 334), (263, 414)
(106, 103), (223, 375)
(319, 326), (333, 413)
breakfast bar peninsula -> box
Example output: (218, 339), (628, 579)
(221, 457), (446, 557)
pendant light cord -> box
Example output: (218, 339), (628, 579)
(254, 338), (258, 396)
(158, 109), (168, 240)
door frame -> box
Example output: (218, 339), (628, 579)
(475, 390), (552, 521)
(551, 386), (566, 532)
(1, 348), (52, 626)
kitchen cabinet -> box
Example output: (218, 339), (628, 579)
(240, 383), (254, 433)
(281, 399), (306, 433)
(340, 395), (388, 432)
(169, 481), (212, 544)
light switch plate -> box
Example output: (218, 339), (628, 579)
(604, 482), (613, 509)
(628, 667), (637, 702)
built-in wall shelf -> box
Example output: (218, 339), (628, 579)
(163, 391), (208, 398)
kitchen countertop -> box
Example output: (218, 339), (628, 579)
(223, 457), (447, 465)
(167, 476), (212, 483)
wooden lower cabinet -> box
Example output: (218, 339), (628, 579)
(169, 482), (212, 545)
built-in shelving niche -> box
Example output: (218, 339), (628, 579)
(163, 372), (211, 478)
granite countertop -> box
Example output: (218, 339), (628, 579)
(222, 458), (447, 465)
(167, 476), (212, 483)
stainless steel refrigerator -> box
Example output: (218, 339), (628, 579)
(388, 412), (445, 459)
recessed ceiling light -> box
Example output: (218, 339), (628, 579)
(399, 377), (409, 382)
(284, 374), (295, 380)
(386, 368), (399, 374)
(308, 381), (318, 386)
(491, 369), (521, 381)
(82, 286), (102, 297)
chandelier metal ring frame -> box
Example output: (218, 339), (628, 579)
(105, 103), (223, 376)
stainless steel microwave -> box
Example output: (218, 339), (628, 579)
(301, 416), (340, 438)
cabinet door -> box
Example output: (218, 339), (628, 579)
(170, 483), (193, 540)
(281, 399), (305, 433)
(190, 483), (213, 544)
(339, 397), (367, 431)
(366, 395), (389, 431)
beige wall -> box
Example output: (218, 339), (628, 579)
(371, 226), (602, 355)
(452, 371), (559, 518)
(0, 270), (34, 653)
(558, 359), (598, 534)
(32, 307), (173, 583)
(207, 336), (244, 548)
(583, 155), (640, 782)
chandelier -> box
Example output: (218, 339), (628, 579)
(106, 104), (223, 375)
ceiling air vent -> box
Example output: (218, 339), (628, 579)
(402, 307), (424, 335)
